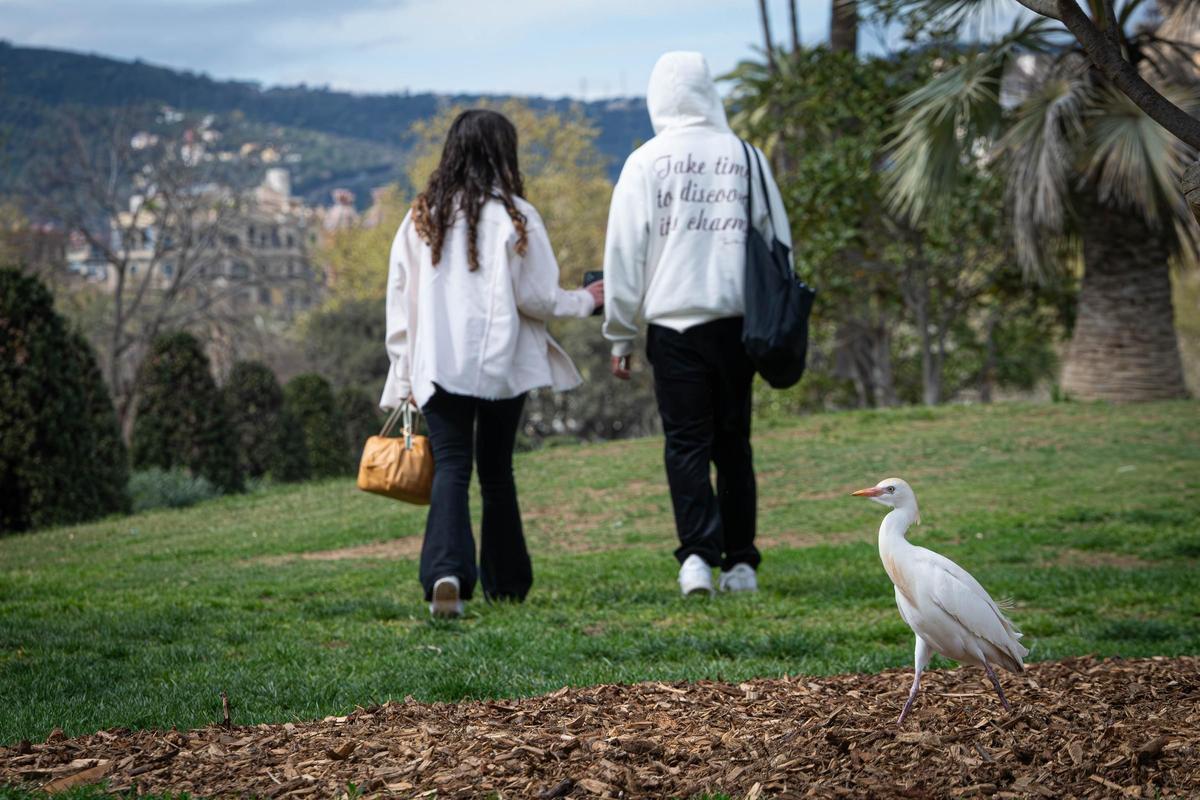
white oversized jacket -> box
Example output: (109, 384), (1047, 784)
(602, 51), (793, 357)
(380, 197), (595, 411)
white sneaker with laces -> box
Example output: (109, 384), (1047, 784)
(719, 563), (758, 593)
(678, 554), (714, 596)
(430, 576), (464, 618)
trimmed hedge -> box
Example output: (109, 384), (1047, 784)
(337, 385), (382, 467)
(131, 332), (243, 493)
(284, 373), (351, 478)
(65, 330), (132, 518)
(223, 361), (309, 482)
(0, 268), (129, 533)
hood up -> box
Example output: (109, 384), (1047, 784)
(646, 51), (730, 135)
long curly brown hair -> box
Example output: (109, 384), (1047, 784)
(411, 109), (528, 270)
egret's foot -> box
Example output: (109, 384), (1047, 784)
(984, 663), (1011, 712)
(897, 696), (917, 726)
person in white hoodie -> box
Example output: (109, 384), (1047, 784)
(603, 52), (793, 597)
(382, 109), (603, 618)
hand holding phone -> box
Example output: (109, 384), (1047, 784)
(583, 270), (604, 316)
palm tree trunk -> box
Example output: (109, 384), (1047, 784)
(1061, 199), (1189, 401)
(757, 0), (776, 73)
(788, 0), (801, 52)
(831, 0), (858, 55)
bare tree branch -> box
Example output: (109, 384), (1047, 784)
(1052, 0), (1200, 150)
(30, 109), (316, 427)
(1013, 0), (1065, 20)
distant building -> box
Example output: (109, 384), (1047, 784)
(66, 168), (323, 317)
(321, 188), (360, 232)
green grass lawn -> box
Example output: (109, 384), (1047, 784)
(2, 401), (1198, 745)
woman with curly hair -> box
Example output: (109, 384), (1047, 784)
(381, 109), (603, 618)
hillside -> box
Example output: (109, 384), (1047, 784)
(0, 42), (652, 204)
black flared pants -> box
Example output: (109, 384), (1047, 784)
(418, 387), (529, 602)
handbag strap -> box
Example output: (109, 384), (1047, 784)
(379, 403), (421, 449)
(739, 138), (777, 238)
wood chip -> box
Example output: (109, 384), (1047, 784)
(1, 657), (1196, 798)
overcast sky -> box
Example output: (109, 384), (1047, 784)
(0, 0), (905, 99)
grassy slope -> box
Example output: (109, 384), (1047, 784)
(1, 401), (1198, 745)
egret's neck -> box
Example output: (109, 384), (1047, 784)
(878, 507), (918, 555)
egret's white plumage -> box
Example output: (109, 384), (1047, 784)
(853, 478), (1028, 724)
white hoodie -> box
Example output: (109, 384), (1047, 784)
(602, 51), (793, 357)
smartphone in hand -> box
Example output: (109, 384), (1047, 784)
(583, 270), (603, 316)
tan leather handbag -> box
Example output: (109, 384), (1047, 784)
(357, 404), (434, 505)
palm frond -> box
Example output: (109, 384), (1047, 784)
(1083, 83), (1200, 263)
(1000, 59), (1092, 277)
(875, 0), (1008, 31)
(884, 17), (1057, 220)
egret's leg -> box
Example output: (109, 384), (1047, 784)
(898, 636), (932, 725)
(983, 662), (1011, 712)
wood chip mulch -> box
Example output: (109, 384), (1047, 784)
(3, 656), (1198, 798)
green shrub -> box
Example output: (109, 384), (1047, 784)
(0, 268), (130, 533)
(65, 330), (132, 516)
(271, 406), (312, 483)
(129, 467), (219, 512)
(284, 373), (351, 478)
(223, 361), (310, 482)
(337, 385), (382, 465)
(131, 332), (243, 492)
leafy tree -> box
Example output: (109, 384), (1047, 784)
(284, 373), (351, 478)
(726, 48), (1063, 408)
(0, 268), (129, 533)
(301, 299), (390, 398)
(322, 100), (613, 302)
(422, 101), (610, 285)
(319, 186), (409, 307)
(223, 361), (310, 482)
(131, 331), (243, 492)
(885, 6), (1196, 400)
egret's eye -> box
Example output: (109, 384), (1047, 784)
(886, 486), (896, 494)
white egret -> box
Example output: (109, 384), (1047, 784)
(852, 478), (1028, 724)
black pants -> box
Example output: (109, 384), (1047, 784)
(418, 387), (529, 602)
(647, 317), (759, 571)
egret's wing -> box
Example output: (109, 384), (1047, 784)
(917, 549), (1029, 668)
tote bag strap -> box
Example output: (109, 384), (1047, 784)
(739, 138), (755, 229)
(739, 139), (778, 240)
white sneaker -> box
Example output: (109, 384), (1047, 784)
(719, 563), (758, 593)
(678, 554), (714, 596)
(430, 576), (464, 618)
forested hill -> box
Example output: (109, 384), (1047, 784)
(0, 42), (652, 203)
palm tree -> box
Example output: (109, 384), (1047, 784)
(832, 0), (860, 54)
(887, 2), (1197, 400)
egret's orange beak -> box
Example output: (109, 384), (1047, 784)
(852, 487), (884, 497)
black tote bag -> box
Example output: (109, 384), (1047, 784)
(739, 139), (815, 389)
